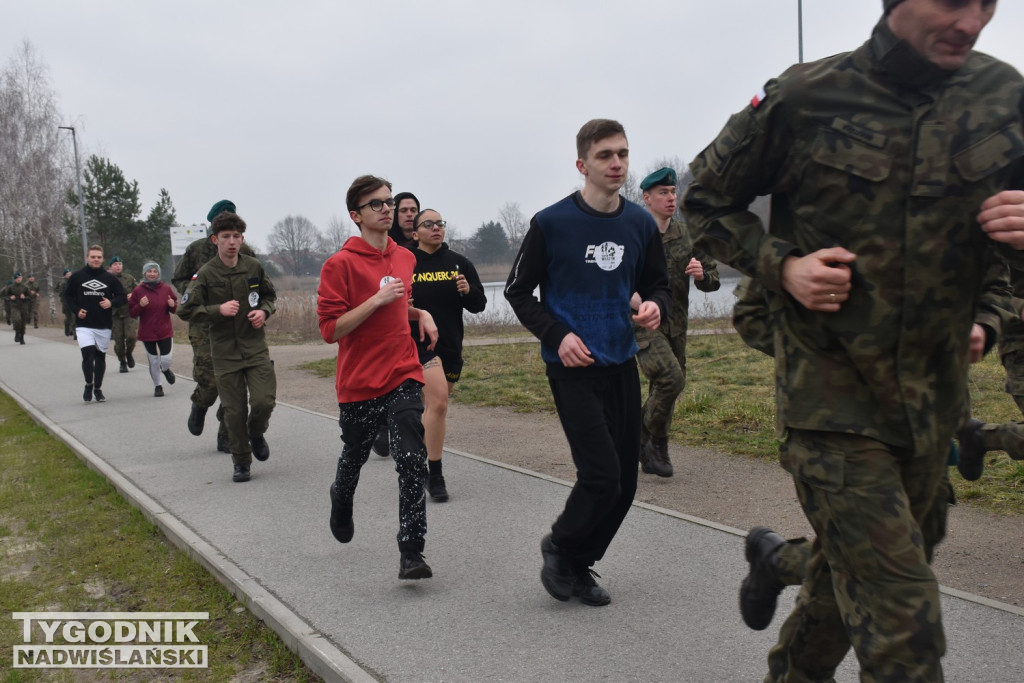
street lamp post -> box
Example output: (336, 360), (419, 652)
(58, 125), (88, 261)
(798, 0), (804, 64)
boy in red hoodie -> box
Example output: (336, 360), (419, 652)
(317, 174), (438, 580)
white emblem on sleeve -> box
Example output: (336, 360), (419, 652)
(248, 291), (260, 308)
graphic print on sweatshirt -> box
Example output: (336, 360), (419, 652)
(585, 242), (625, 271)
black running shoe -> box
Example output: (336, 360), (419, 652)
(83, 384), (93, 402)
(154, 386), (164, 397)
(399, 551), (432, 580)
(93, 389), (105, 403)
(163, 369), (175, 385)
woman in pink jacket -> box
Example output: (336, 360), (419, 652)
(128, 262), (179, 397)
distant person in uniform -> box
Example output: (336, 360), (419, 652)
(172, 199), (255, 454)
(55, 268), (76, 337)
(633, 167), (720, 477)
(317, 174), (438, 581)
(409, 207), (487, 501)
(129, 262), (179, 397)
(107, 256), (138, 373)
(6, 272), (32, 345)
(64, 245), (127, 403)
(177, 211), (277, 483)
(26, 274), (40, 328)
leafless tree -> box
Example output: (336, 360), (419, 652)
(0, 40), (69, 305)
(319, 214), (351, 255)
(268, 214), (323, 275)
(497, 202), (528, 252)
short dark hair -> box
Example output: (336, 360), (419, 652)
(211, 211), (246, 235)
(346, 175), (393, 213)
(576, 119), (626, 160)
(413, 209), (439, 230)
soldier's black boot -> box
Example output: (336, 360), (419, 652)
(250, 435), (270, 462)
(329, 482), (354, 543)
(232, 464), (250, 483)
(641, 437), (673, 477)
(956, 418), (986, 481)
(740, 526), (786, 630)
(187, 403), (207, 436)
(119, 360), (128, 373)
(126, 353), (135, 369)
(540, 534), (575, 601)
(216, 433), (230, 453)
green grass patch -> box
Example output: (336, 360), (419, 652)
(0, 391), (322, 681)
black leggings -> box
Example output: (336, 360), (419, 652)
(81, 346), (107, 387)
(143, 338), (173, 356)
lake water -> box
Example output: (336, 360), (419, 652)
(469, 276), (742, 326)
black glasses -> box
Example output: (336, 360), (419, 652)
(356, 198), (396, 212)
(418, 220), (447, 230)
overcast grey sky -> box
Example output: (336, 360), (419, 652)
(6, 1), (1024, 251)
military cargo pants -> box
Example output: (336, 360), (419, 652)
(111, 314), (137, 362)
(766, 429), (947, 683)
(213, 355), (276, 466)
(188, 322), (227, 437)
(635, 331), (687, 441)
(10, 302), (28, 335)
(974, 351), (1024, 459)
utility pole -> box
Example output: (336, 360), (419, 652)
(58, 125), (88, 260)
(798, 0), (804, 64)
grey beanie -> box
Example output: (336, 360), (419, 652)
(142, 261), (161, 279)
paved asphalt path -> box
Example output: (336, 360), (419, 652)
(2, 333), (1022, 682)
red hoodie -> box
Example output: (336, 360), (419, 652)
(317, 235), (424, 403)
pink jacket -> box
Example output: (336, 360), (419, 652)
(128, 281), (179, 341)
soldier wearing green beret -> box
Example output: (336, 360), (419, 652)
(171, 199), (254, 454)
(6, 272), (32, 344)
(633, 167), (719, 477)
(177, 211), (276, 483)
(683, 0), (1024, 679)
(107, 256), (138, 372)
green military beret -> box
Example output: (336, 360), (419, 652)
(883, 0), (905, 13)
(13, 271), (21, 278)
(108, 255), (122, 266)
(63, 268), (71, 275)
(640, 167), (677, 191)
(207, 199), (236, 222)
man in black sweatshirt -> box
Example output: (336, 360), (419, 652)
(64, 245), (127, 402)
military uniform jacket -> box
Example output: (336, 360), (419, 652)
(177, 254), (276, 364)
(635, 217), (720, 344)
(172, 236), (255, 296)
(683, 19), (1023, 456)
(55, 279), (71, 310)
(113, 272), (137, 317)
(6, 282), (33, 314)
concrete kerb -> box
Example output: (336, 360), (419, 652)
(0, 378), (376, 683)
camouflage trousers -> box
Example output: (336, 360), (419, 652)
(10, 303), (29, 334)
(766, 429), (948, 683)
(188, 323), (227, 437)
(3, 300), (10, 324)
(976, 352), (1024, 459)
(214, 354), (276, 466)
(635, 331), (687, 440)
(111, 315), (137, 362)
(62, 307), (75, 336)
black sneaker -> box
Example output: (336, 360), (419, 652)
(93, 389), (106, 403)
(372, 425), (390, 457)
(572, 569), (611, 606)
(232, 464), (250, 483)
(162, 369), (175, 385)
(217, 433), (230, 453)
(119, 362), (128, 373)
(539, 534), (575, 601)
(399, 551), (433, 580)
(188, 403), (207, 436)
(427, 473), (449, 502)
(154, 386), (164, 397)
(956, 418), (986, 481)
(250, 435), (270, 462)
(83, 384), (93, 402)
(740, 527), (787, 631)
(126, 354), (135, 369)
(329, 482), (354, 543)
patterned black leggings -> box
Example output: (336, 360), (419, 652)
(335, 379), (428, 552)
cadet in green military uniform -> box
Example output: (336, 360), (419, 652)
(172, 199), (255, 453)
(633, 167), (719, 477)
(107, 256), (138, 372)
(2, 280), (11, 325)
(55, 269), (75, 336)
(6, 272), (32, 344)
(683, 0), (1024, 680)
(25, 275), (40, 328)
(177, 210), (277, 483)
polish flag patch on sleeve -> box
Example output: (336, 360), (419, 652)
(751, 87), (768, 109)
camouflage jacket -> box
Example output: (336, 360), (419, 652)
(635, 217), (720, 343)
(999, 267), (1024, 357)
(6, 282), (33, 312)
(172, 235), (255, 297)
(682, 18), (1023, 456)
(113, 271), (137, 317)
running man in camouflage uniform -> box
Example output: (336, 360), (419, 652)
(634, 167), (719, 477)
(55, 269), (75, 336)
(6, 272), (32, 345)
(107, 256), (138, 372)
(172, 199), (255, 453)
(26, 275), (40, 328)
(683, 1), (1024, 680)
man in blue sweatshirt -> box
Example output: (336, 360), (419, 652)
(505, 118), (670, 606)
